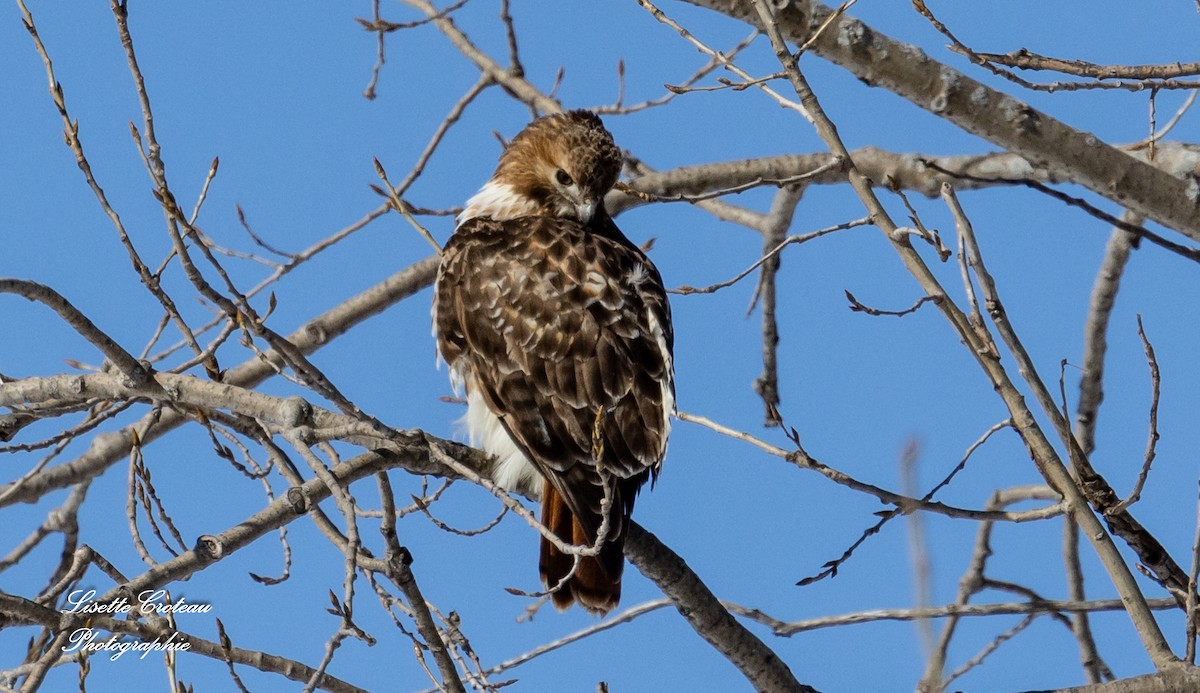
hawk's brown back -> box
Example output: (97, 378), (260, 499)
(434, 214), (673, 533)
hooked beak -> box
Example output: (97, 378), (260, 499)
(576, 199), (597, 224)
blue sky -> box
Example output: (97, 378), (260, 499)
(3, 1), (1200, 691)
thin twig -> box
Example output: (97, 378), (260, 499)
(798, 0), (857, 54)
(356, 0), (472, 33)
(1110, 316), (1161, 514)
(363, 0), (386, 99)
(915, 1), (1200, 92)
(921, 486), (1057, 690)
(944, 615), (1037, 687)
(596, 31), (759, 115)
(234, 205), (295, 259)
(1149, 87), (1158, 162)
(798, 420), (1019, 588)
(735, 594), (1178, 637)
(374, 158), (443, 253)
(920, 162), (1200, 265)
(679, 411), (1054, 525)
(188, 155), (220, 225)
(670, 217), (869, 295)
(387, 74), (493, 200)
(1126, 90), (1199, 150)
(1063, 513), (1112, 682)
(969, 48), (1200, 80)
(0, 281), (148, 386)
(845, 292), (938, 317)
(416, 600), (672, 693)
(633, 0), (814, 121)
(498, 0), (523, 79)
(1187, 480), (1200, 663)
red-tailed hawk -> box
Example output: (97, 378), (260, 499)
(433, 111), (674, 614)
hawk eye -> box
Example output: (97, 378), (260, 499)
(554, 169), (573, 186)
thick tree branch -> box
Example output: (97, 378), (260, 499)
(625, 524), (815, 693)
(1050, 667), (1200, 693)
(682, 0), (1200, 242)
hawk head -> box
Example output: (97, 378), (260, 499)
(461, 110), (623, 224)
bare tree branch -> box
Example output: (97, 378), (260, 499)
(743, 0), (1176, 665)
(625, 524), (815, 693)
(0, 280), (148, 387)
(681, 0), (1200, 242)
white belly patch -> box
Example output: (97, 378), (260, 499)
(462, 386), (541, 495)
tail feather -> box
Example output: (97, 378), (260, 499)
(538, 482), (580, 610)
(538, 480), (623, 615)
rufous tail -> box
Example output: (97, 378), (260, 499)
(538, 479), (624, 615)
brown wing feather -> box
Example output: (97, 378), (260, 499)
(437, 215), (672, 484)
(435, 213), (673, 613)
